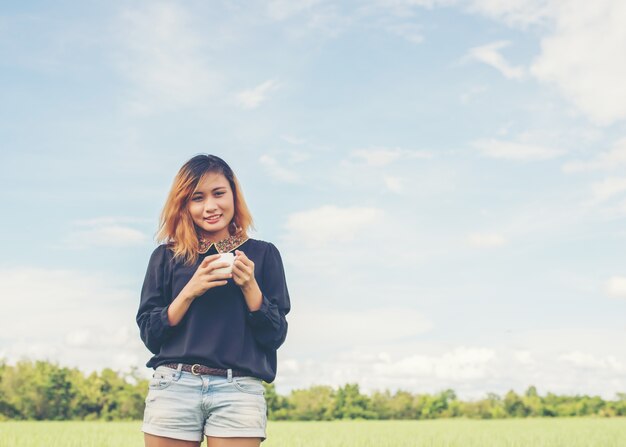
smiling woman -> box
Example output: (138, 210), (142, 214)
(156, 155), (255, 267)
(136, 154), (291, 447)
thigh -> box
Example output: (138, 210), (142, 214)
(145, 433), (201, 447)
(206, 437), (261, 447)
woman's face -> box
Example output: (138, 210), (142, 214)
(188, 172), (235, 241)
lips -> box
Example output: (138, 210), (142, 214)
(204, 214), (222, 223)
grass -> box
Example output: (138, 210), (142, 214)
(0, 418), (625, 446)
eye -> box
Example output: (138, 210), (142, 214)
(215, 191), (225, 197)
(192, 196), (203, 201)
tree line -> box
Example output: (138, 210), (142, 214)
(1, 360), (625, 421)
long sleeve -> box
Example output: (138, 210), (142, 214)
(136, 245), (176, 354)
(246, 242), (291, 351)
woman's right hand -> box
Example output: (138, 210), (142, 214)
(182, 254), (232, 299)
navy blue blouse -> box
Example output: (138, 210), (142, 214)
(136, 237), (290, 383)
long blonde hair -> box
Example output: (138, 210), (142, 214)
(156, 154), (254, 266)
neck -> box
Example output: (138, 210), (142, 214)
(198, 230), (230, 243)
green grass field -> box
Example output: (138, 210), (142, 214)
(1, 419), (625, 446)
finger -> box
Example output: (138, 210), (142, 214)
(231, 274), (244, 285)
(231, 267), (248, 281)
(207, 280), (228, 289)
(234, 258), (251, 271)
(199, 270), (230, 281)
(235, 250), (249, 262)
(232, 263), (248, 276)
(204, 253), (222, 262)
(205, 261), (231, 272)
(201, 254), (221, 266)
(205, 272), (232, 281)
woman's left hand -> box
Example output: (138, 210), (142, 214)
(232, 250), (256, 289)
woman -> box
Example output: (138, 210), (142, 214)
(137, 154), (290, 447)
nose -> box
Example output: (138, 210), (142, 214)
(204, 199), (218, 213)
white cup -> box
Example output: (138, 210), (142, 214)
(211, 252), (235, 274)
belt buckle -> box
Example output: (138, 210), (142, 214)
(191, 364), (202, 375)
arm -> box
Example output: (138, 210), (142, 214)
(166, 289), (196, 326)
(246, 243), (291, 351)
(137, 250), (231, 346)
(167, 254), (231, 325)
(136, 245), (176, 354)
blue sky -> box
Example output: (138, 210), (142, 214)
(2, 0), (626, 400)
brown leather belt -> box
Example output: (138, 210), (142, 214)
(162, 363), (249, 377)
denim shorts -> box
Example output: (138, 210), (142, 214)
(142, 364), (267, 442)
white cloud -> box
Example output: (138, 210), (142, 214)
(336, 151), (455, 199)
(266, 0), (325, 21)
(279, 204), (422, 356)
(280, 359), (300, 374)
(529, 0), (626, 125)
(559, 351), (625, 372)
(259, 154), (300, 183)
(76, 226), (147, 246)
(465, 41), (525, 80)
(369, 0), (457, 16)
(454, 0), (626, 125)
(606, 276), (626, 298)
(468, 232), (507, 248)
(514, 350), (536, 366)
(265, 0), (350, 39)
(460, 84), (487, 104)
(375, 347), (498, 380)
(284, 205), (384, 246)
(384, 175), (404, 193)
(115, 3), (222, 114)
(374, 0), (549, 27)
(62, 217), (148, 249)
(236, 80), (280, 109)
(287, 151), (312, 163)
(351, 147), (432, 166)
(387, 0), (626, 125)
(72, 216), (150, 226)
(384, 22), (424, 43)
(0, 267), (146, 373)
(276, 344), (500, 397)
(65, 330), (92, 347)
(466, 0), (551, 27)
(0, 268), (131, 334)
(287, 306), (433, 350)
(563, 138), (626, 173)
(591, 177), (626, 202)
(64, 326), (135, 349)
(275, 329), (626, 399)
(281, 134), (307, 145)
(473, 138), (564, 161)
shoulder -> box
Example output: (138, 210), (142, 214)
(244, 238), (280, 254)
(245, 239), (285, 270)
(151, 243), (172, 255)
(148, 243), (175, 264)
